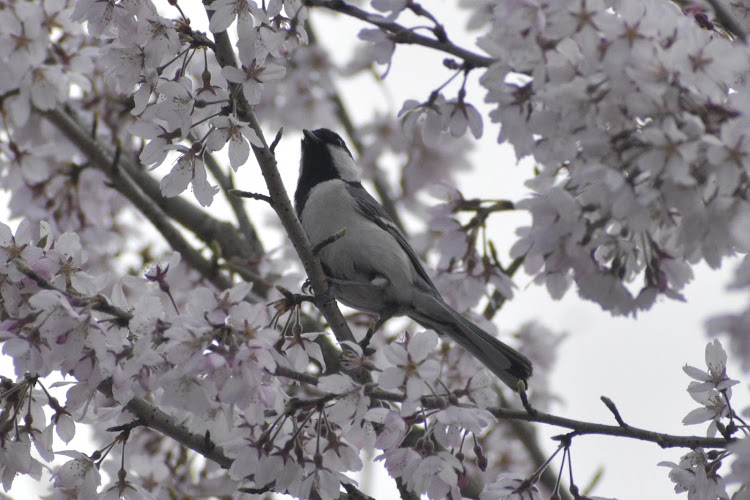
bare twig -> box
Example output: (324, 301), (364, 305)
(304, 0), (494, 68)
(491, 406), (730, 449)
(601, 396), (629, 428)
(230, 189), (273, 205)
(312, 228), (347, 255)
(270, 127), (284, 152)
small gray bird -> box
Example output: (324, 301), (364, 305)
(294, 128), (532, 390)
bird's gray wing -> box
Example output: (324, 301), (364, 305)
(346, 183), (440, 293)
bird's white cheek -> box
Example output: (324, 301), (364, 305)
(328, 147), (361, 183)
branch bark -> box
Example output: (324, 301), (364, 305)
(490, 406), (731, 449)
(39, 107), (268, 287)
(305, 0), (494, 67)
(41, 107), (233, 291)
(208, 15), (356, 344)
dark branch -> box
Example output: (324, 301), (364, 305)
(41, 107), (233, 290)
(601, 396), (629, 428)
(304, 0), (494, 68)
(209, 20), (356, 345)
(40, 107), (264, 284)
(491, 406), (730, 449)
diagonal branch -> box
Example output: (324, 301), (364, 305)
(41, 107), (233, 291)
(208, 25), (356, 344)
(41, 106), (264, 281)
(304, 0), (494, 67)
(491, 406), (731, 449)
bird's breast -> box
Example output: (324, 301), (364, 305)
(299, 180), (416, 308)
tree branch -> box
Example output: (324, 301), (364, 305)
(368, 388), (730, 449)
(208, 23), (356, 344)
(14, 259), (133, 323)
(41, 106), (264, 279)
(41, 107), (233, 291)
(304, 0), (494, 68)
(124, 393), (233, 469)
(490, 406), (731, 449)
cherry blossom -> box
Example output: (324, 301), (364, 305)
(683, 340), (740, 393)
(378, 330), (441, 409)
(659, 449), (729, 500)
(222, 59), (286, 105)
(159, 144), (219, 206)
(0, 0), (749, 498)
(206, 115), (263, 170)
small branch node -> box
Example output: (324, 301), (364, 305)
(270, 127), (284, 152)
(312, 228), (347, 255)
(600, 396), (628, 428)
(519, 380), (536, 415)
(229, 189), (273, 205)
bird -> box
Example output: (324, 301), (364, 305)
(294, 128), (532, 390)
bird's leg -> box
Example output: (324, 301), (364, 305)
(359, 311), (393, 355)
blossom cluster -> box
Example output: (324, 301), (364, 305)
(443, 0), (750, 315)
(0, 218), (542, 498)
(661, 340), (748, 499)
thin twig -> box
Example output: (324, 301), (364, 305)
(230, 189), (273, 204)
(312, 228), (347, 255)
(304, 0), (494, 68)
(601, 396), (629, 428)
(490, 407), (731, 449)
(270, 127), (284, 153)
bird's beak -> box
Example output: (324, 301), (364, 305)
(302, 129), (315, 141)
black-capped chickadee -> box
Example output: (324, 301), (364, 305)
(295, 128), (532, 390)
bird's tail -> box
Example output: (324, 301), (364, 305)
(409, 292), (533, 390)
